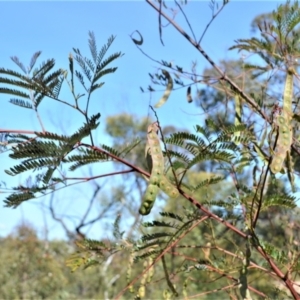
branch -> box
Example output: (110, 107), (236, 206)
(174, 0), (197, 42)
(75, 183), (101, 238)
(83, 141), (297, 296)
(80, 143), (151, 178)
(172, 251), (267, 299)
(49, 192), (75, 239)
(0, 129), (37, 135)
(146, 0), (271, 124)
(198, 0), (228, 44)
(145, 2), (300, 298)
(115, 216), (209, 299)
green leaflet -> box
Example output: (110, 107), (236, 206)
(154, 70), (173, 108)
(270, 68), (294, 175)
(139, 122), (179, 215)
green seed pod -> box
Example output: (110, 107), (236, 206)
(270, 70), (293, 174)
(139, 184), (159, 215)
(139, 122), (179, 215)
(159, 176), (179, 198)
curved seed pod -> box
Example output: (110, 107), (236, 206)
(154, 70), (173, 108)
(159, 176), (179, 198)
(270, 69), (293, 174)
(130, 30), (143, 45)
(270, 115), (292, 173)
(139, 123), (163, 215)
(147, 123), (179, 198)
(147, 127), (164, 183)
(282, 67), (294, 121)
(139, 122), (179, 215)
(187, 86), (193, 103)
(139, 184), (159, 215)
(286, 150), (295, 192)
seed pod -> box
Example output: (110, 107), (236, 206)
(270, 70), (293, 174)
(139, 122), (179, 215)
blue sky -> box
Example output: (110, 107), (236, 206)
(0, 1), (284, 239)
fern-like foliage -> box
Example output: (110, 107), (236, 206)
(65, 148), (109, 171)
(230, 1), (300, 71)
(101, 143), (127, 158)
(4, 113), (101, 207)
(192, 176), (224, 192)
(261, 193), (297, 209)
(164, 123), (251, 171)
(0, 56), (64, 109)
(1, 33), (125, 208)
(4, 191), (35, 208)
(260, 241), (288, 265)
(66, 238), (117, 272)
(72, 32), (123, 95)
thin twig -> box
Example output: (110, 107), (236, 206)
(174, 0), (197, 42)
(198, 0), (228, 44)
(159, 0), (164, 46)
(49, 192), (74, 238)
(75, 184), (101, 237)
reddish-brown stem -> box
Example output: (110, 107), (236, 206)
(80, 143), (151, 178)
(171, 251), (267, 298)
(114, 216), (209, 299)
(0, 129), (36, 135)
